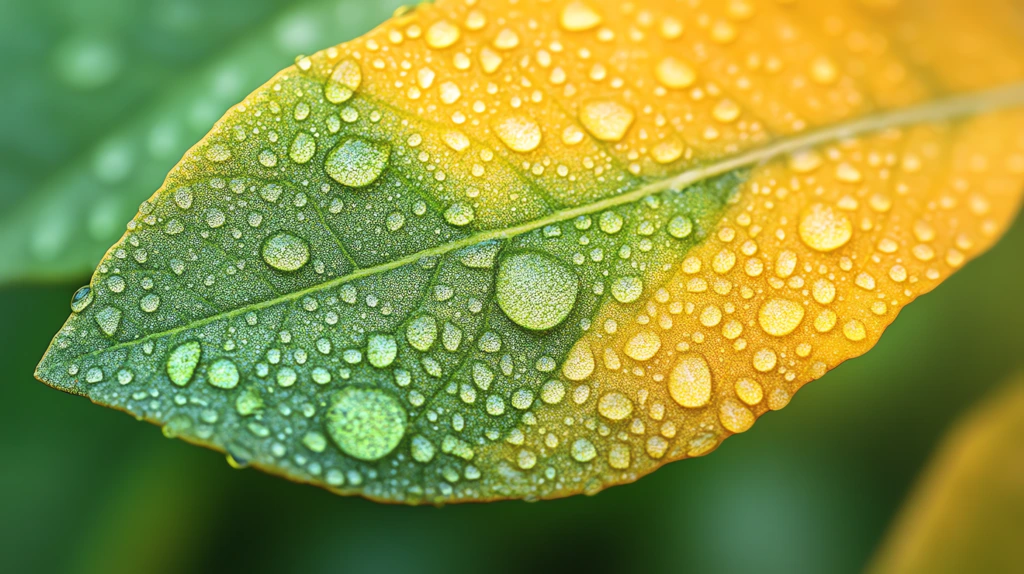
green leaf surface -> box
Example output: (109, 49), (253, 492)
(0, 0), (405, 282)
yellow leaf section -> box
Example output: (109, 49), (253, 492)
(450, 0), (1024, 493)
(870, 376), (1024, 573)
(555, 113), (1024, 477)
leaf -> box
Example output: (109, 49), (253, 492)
(0, 0), (406, 283)
(35, 0), (1024, 504)
(869, 375), (1024, 573)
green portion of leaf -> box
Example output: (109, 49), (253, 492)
(34, 42), (744, 500)
(0, 0), (405, 283)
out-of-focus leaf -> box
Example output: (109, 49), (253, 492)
(35, 0), (1024, 504)
(0, 0), (405, 282)
(870, 375), (1024, 574)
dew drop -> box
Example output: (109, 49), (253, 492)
(668, 354), (712, 408)
(208, 359), (239, 389)
(623, 330), (661, 361)
(406, 316), (438, 351)
(496, 251), (578, 330)
(94, 306), (121, 337)
(426, 20), (461, 49)
(289, 132), (317, 164)
(655, 57), (697, 89)
(167, 341), (201, 387)
(493, 115), (542, 152)
(560, 1), (602, 31)
(325, 137), (390, 188)
(758, 298), (805, 337)
(610, 276), (643, 303)
(598, 392), (633, 421)
(798, 203), (853, 252)
(667, 215), (694, 239)
(367, 334), (398, 367)
(325, 58), (362, 104)
(261, 232), (310, 271)
(571, 438), (597, 462)
(325, 387), (407, 461)
(562, 340), (595, 381)
(579, 100), (635, 142)
(70, 286), (93, 313)
(444, 202), (476, 226)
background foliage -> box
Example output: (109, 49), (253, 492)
(1, 0), (1021, 572)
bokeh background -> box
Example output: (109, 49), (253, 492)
(1, 1), (1022, 572)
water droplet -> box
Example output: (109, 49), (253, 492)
(562, 340), (595, 381)
(406, 315), (438, 351)
(411, 435), (436, 463)
(655, 57), (697, 89)
(208, 359), (239, 389)
(623, 330), (662, 361)
(541, 380), (566, 404)
(167, 341), (201, 387)
(426, 20), (461, 49)
(94, 306), (121, 336)
(798, 203), (852, 252)
(367, 334), (398, 367)
(262, 232), (310, 271)
(289, 132), (317, 164)
(70, 286), (93, 313)
(325, 137), (390, 188)
(758, 298), (805, 337)
(579, 100), (635, 142)
(735, 378), (763, 406)
(564, 440), (598, 468)
(608, 443), (631, 469)
(810, 55), (839, 85)
(719, 399), (755, 433)
(140, 293), (160, 313)
(493, 115), (542, 152)
(598, 211), (623, 234)
(325, 58), (361, 104)
(496, 251), (578, 330)
(444, 202), (475, 226)
(712, 99), (741, 123)
(560, 1), (603, 31)
(325, 387), (407, 461)
(668, 354), (712, 408)
(598, 391), (633, 420)
(667, 215), (693, 239)
(611, 276), (643, 303)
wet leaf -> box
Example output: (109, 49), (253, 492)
(0, 0), (406, 282)
(36, 0), (1024, 503)
(870, 375), (1024, 573)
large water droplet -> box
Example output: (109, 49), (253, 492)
(426, 20), (461, 49)
(207, 359), (239, 389)
(579, 100), (635, 142)
(798, 203), (853, 251)
(262, 232), (310, 271)
(367, 334), (398, 368)
(496, 251), (578, 330)
(325, 387), (407, 461)
(668, 354), (712, 408)
(325, 58), (362, 104)
(325, 137), (390, 188)
(444, 202), (475, 226)
(493, 115), (542, 152)
(560, 1), (603, 31)
(655, 57), (697, 89)
(406, 316), (438, 351)
(758, 298), (805, 337)
(94, 306), (121, 337)
(70, 286), (93, 313)
(167, 341), (201, 387)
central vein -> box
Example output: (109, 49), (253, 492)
(87, 82), (1024, 357)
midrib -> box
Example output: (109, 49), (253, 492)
(79, 82), (1024, 359)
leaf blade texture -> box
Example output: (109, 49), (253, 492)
(36, 0), (1024, 503)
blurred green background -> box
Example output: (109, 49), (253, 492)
(1, 1), (1022, 573)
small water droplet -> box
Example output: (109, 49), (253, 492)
(208, 359), (239, 389)
(493, 115), (542, 152)
(668, 354), (712, 408)
(597, 391), (633, 421)
(325, 58), (362, 104)
(367, 334), (398, 367)
(560, 1), (603, 31)
(579, 100), (635, 142)
(610, 276), (643, 303)
(799, 203), (853, 252)
(758, 298), (805, 336)
(262, 232), (310, 271)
